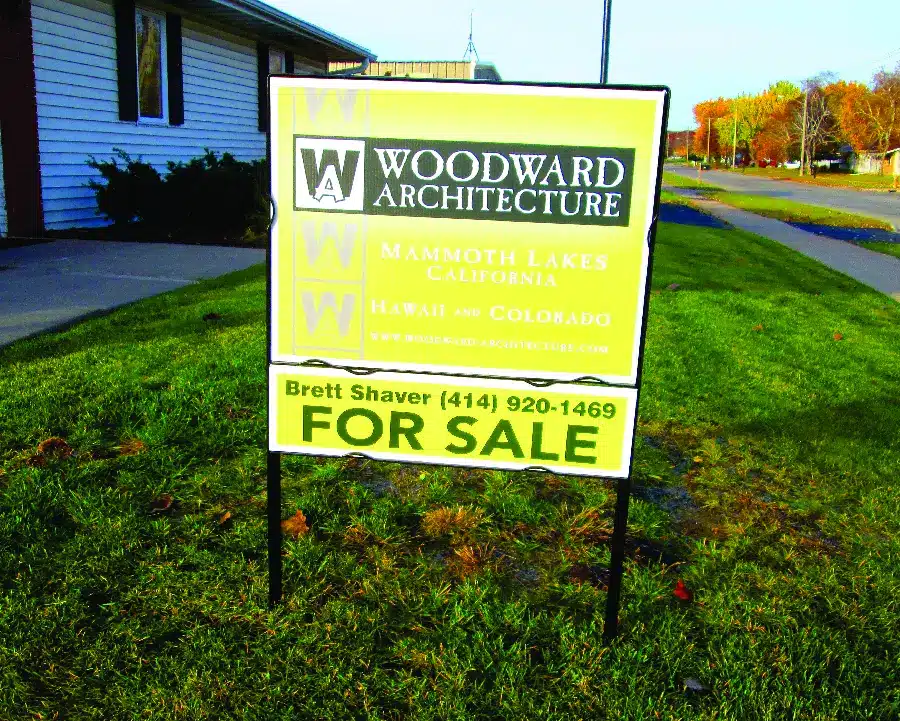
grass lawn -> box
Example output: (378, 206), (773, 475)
(660, 188), (691, 205)
(661, 171), (723, 191)
(2, 223), (900, 719)
(707, 191), (894, 230)
(857, 241), (900, 259)
(720, 166), (899, 191)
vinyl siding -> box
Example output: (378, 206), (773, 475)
(32, 0), (281, 228)
(0, 126), (7, 236)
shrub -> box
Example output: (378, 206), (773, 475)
(87, 149), (164, 227)
(87, 148), (269, 244)
(164, 150), (267, 242)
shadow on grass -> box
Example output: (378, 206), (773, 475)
(653, 223), (872, 294)
(734, 395), (900, 452)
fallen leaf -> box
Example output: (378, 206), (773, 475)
(282, 509), (309, 538)
(218, 511), (232, 525)
(666, 283), (681, 291)
(692, 455), (703, 463)
(752, 324), (763, 332)
(203, 313), (222, 321)
(150, 494), (173, 513)
(673, 579), (693, 602)
(118, 438), (147, 456)
(833, 332), (843, 341)
(36, 437), (73, 459)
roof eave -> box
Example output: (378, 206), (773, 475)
(210, 0), (376, 61)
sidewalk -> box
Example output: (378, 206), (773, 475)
(0, 240), (266, 347)
(665, 188), (900, 302)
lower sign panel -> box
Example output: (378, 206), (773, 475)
(269, 366), (637, 477)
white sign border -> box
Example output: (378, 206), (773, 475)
(268, 364), (638, 478)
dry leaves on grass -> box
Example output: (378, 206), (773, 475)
(833, 332), (844, 341)
(448, 544), (493, 578)
(421, 506), (484, 538)
(26, 437), (74, 466)
(567, 509), (612, 543)
(118, 438), (147, 456)
(282, 509), (309, 538)
(752, 324), (764, 332)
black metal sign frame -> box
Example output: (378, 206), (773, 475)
(265, 75), (671, 640)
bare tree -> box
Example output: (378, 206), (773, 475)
(794, 73), (836, 175)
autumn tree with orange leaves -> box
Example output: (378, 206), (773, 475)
(689, 64), (900, 168)
(837, 65), (900, 156)
(692, 98), (729, 160)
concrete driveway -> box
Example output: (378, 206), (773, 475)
(0, 240), (265, 347)
(666, 165), (900, 230)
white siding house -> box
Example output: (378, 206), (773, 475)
(0, 126), (6, 237)
(33, 0), (270, 228)
(0, 0), (374, 237)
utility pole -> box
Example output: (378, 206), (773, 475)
(685, 130), (690, 162)
(706, 117), (711, 164)
(732, 109), (737, 168)
(799, 90), (808, 176)
(600, 0), (612, 83)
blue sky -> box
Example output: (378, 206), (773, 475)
(270, 0), (900, 130)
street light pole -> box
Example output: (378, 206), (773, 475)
(600, 0), (612, 83)
(707, 117), (711, 164)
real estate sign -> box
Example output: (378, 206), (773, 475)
(269, 78), (667, 385)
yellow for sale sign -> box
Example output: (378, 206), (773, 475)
(269, 78), (666, 384)
(269, 366), (637, 477)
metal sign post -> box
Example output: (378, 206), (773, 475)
(600, 0), (612, 84)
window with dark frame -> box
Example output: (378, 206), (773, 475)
(269, 48), (286, 75)
(135, 9), (166, 120)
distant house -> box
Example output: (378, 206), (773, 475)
(849, 148), (900, 175)
(328, 59), (501, 82)
(0, 0), (374, 238)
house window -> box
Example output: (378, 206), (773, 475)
(135, 9), (167, 121)
(269, 49), (286, 74)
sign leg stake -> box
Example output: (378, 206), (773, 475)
(267, 450), (283, 608)
(604, 475), (632, 641)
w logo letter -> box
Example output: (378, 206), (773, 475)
(295, 137), (365, 211)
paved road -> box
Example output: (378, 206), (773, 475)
(666, 165), (900, 230)
(0, 240), (265, 347)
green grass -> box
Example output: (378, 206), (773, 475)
(858, 241), (900, 259)
(662, 171), (723, 191)
(660, 189), (691, 205)
(721, 166), (899, 191)
(708, 191), (894, 230)
(2, 225), (900, 719)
